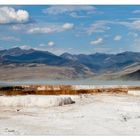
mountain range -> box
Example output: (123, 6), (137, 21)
(0, 47), (140, 80)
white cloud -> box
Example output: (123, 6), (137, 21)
(27, 23), (74, 34)
(86, 21), (110, 35)
(132, 10), (140, 14)
(43, 6), (96, 15)
(0, 46), (4, 50)
(48, 41), (55, 46)
(10, 23), (74, 34)
(118, 20), (140, 30)
(69, 12), (87, 18)
(90, 38), (103, 45)
(12, 25), (23, 30)
(91, 47), (113, 53)
(39, 43), (46, 47)
(19, 45), (31, 50)
(128, 20), (140, 30)
(28, 27), (55, 34)
(39, 41), (55, 48)
(0, 36), (20, 41)
(114, 35), (122, 41)
(0, 6), (29, 24)
(62, 23), (74, 30)
(128, 32), (138, 38)
(131, 38), (140, 52)
(105, 19), (140, 31)
(85, 19), (140, 36)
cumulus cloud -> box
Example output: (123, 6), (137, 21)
(114, 35), (122, 41)
(0, 6), (29, 24)
(27, 23), (74, 34)
(90, 38), (103, 45)
(48, 41), (55, 46)
(43, 5), (96, 15)
(62, 23), (74, 30)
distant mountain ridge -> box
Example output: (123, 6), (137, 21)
(61, 51), (140, 73)
(122, 69), (140, 80)
(0, 47), (140, 80)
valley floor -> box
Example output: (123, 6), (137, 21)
(0, 93), (140, 135)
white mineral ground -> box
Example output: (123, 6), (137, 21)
(0, 87), (140, 135)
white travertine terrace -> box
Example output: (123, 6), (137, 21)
(128, 90), (140, 96)
(72, 85), (128, 90)
(0, 95), (74, 108)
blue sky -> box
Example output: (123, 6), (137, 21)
(0, 5), (140, 55)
